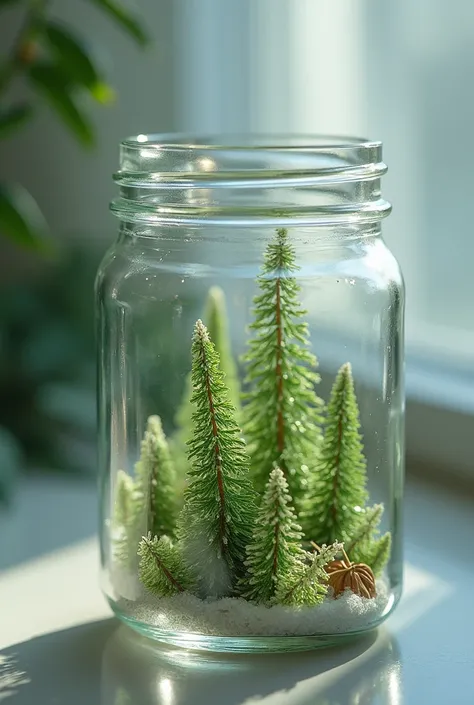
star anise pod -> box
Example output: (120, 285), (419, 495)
(323, 546), (377, 599)
(326, 560), (376, 598)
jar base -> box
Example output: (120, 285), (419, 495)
(108, 598), (391, 654)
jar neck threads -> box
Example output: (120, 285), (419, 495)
(111, 134), (391, 228)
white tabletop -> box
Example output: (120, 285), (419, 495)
(0, 475), (473, 704)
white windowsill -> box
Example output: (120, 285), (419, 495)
(0, 473), (473, 704)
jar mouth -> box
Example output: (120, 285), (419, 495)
(112, 133), (391, 227)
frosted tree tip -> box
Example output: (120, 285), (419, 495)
(340, 362), (352, 377)
(194, 319), (210, 342)
(146, 414), (163, 434)
(269, 466), (285, 482)
(208, 286), (225, 305)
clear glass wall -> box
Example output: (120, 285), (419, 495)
(96, 135), (404, 652)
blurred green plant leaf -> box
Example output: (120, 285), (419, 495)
(45, 22), (115, 105)
(29, 63), (95, 147)
(87, 0), (150, 46)
(0, 0), (20, 7)
(0, 183), (50, 251)
(0, 104), (33, 138)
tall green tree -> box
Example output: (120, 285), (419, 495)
(135, 415), (178, 539)
(171, 286), (240, 488)
(203, 286), (241, 412)
(240, 467), (306, 604)
(178, 320), (256, 597)
(243, 228), (324, 511)
(303, 362), (368, 545)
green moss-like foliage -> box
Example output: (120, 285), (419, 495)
(138, 534), (194, 597)
(243, 228), (324, 512)
(240, 467), (306, 604)
(178, 320), (257, 597)
(302, 362), (368, 545)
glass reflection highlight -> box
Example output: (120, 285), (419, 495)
(102, 626), (402, 705)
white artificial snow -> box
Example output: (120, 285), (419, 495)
(115, 581), (389, 637)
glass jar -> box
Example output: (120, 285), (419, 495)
(96, 134), (404, 653)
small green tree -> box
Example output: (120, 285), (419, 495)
(243, 228), (324, 511)
(135, 415), (178, 539)
(113, 469), (135, 527)
(240, 467), (306, 604)
(346, 503), (391, 576)
(365, 532), (391, 577)
(138, 534), (194, 597)
(302, 362), (368, 546)
(346, 503), (391, 573)
(111, 469), (137, 566)
(111, 417), (177, 567)
(276, 542), (342, 606)
(178, 320), (256, 597)
(171, 286), (241, 488)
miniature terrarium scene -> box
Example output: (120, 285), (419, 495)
(101, 224), (400, 649)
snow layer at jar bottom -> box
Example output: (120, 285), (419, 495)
(107, 566), (397, 644)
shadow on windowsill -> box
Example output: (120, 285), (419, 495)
(0, 618), (401, 705)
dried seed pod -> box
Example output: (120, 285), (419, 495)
(325, 553), (376, 599)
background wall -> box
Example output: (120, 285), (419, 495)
(0, 0), (473, 481)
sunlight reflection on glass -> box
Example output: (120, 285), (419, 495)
(0, 655), (29, 702)
(387, 665), (403, 705)
(102, 625), (403, 705)
(157, 677), (174, 705)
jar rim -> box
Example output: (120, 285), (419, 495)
(117, 133), (387, 186)
(113, 133), (391, 228)
(121, 133), (381, 153)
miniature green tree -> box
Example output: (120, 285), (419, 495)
(113, 469), (135, 527)
(204, 286), (241, 412)
(138, 534), (194, 597)
(346, 504), (382, 556)
(112, 416), (177, 567)
(240, 467), (306, 604)
(365, 532), (391, 577)
(302, 362), (368, 545)
(346, 503), (391, 576)
(243, 228), (324, 511)
(171, 286), (241, 487)
(276, 542), (342, 606)
(135, 415), (178, 539)
(178, 320), (257, 597)
(112, 469), (137, 565)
